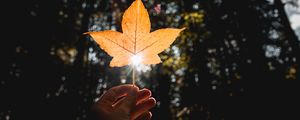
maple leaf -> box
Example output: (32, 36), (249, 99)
(85, 0), (185, 67)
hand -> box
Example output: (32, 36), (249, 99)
(92, 84), (156, 120)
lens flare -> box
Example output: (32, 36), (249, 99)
(131, 54), (142, 66)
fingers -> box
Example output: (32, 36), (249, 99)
(100, 84), (139, 104)
(112, 88), (151, 108)
(113, 88), (153, 113)
(113, 88), (151, 107)
(135, 111), (152, 120)
(137, 89), (151, 104)
(131, 97), (156, 120)
(118, 86), (139, 113)
(95, 84), (155, 119)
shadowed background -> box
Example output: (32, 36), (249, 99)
(3, 0), (300, 120)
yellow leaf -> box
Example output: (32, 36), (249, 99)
(85, 0), (185, 67)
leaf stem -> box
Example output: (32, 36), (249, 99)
(132, 66), (136, 85)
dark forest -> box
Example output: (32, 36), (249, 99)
(2, 0), (300, 120)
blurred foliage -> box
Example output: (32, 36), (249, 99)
(3, 0), (300, 120)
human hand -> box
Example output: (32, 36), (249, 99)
(92, 84), (156, 120)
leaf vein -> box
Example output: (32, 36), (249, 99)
(102, 36), (134, 54)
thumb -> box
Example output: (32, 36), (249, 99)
(118, 86), (139, 113)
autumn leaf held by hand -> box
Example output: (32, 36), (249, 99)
(85, 0), (185, 67)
